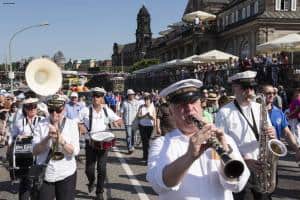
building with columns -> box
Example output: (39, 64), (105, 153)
(112, 0), (300, 67)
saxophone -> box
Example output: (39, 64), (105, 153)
(254, 95), (287, 193)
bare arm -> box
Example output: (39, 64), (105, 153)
(33, 135), (51, 155)
(283, 127), (300, 162)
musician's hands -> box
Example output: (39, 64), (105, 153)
(264, 126), (276, 139)
(187, 124), (214, 160)
(214, 128), (229, 152)
(244, 159), (264, 173)
(112, 119), (123, 128)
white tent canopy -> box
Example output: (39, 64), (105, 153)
(257, 33), (300, 63)
(197, 50), (238, 62)
(257, 33), (300, 53)
(182, 11), (216, 22)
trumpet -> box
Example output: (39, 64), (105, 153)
(189, 116), (244, 179)
(50, 125), (64, 161)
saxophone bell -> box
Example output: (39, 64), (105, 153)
(268, 139), (287, 157)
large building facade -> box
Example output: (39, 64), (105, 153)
(112, 0), (300, 67)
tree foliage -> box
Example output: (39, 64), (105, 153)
(130, 58), (160, 73)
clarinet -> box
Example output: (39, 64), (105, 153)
(190, 116), (244, 179)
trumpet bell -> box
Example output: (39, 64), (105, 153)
(25, 58), (62, 96)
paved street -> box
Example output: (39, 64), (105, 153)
(0, 131), (300, 200)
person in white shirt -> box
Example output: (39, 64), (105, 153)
(215, 71), (276, 200)
(79, 87), (122, 200)
(10, 96), (43, 200)
(33, 94), (80, 200)
(147, 79), (250, 200)
(137, 92), (156, 162)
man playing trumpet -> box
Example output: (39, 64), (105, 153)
(33, 94), (80, 200)
(146, 79), (250, 200)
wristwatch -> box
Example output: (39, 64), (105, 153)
(62, 140), (67, 147)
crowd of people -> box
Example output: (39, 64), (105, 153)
(0, 68), (300, 200)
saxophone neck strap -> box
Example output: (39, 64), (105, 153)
(234, 100), (259, 141)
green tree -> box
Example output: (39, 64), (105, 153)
(130, 58), (160, 73)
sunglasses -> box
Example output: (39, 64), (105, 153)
(48, 107), (64, 114)
(24, 104), (37, 110)
(241, 85), (254, 90)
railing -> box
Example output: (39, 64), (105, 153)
(125, 64), (300, 92)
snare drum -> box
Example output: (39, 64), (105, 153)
(90, 132), (116, 151)
(11, 136), (34, 179)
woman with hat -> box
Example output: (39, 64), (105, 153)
(10, 96), (42, 200)
(32, 94), (80, 200)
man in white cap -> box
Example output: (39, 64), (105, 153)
(215, 71), (276, 200)
(33, 94), (79, 200)
(147, 79), (250, 200)
(120, 89), (140, 154)
(65, 92), (84, 121)
(79, 87), (122, 200)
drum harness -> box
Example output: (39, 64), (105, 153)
(88, 106), (111, 135)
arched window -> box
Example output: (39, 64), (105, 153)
(240, 40), (250, 58)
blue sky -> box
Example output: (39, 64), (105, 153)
(0, 0), (187, 62)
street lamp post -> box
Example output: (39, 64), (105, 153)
(8, 22), (49, 93)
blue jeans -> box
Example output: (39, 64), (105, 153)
(125, 125), (134, 150)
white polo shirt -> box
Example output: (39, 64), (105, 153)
(11, 115), (43, 138)
(32, 117), (80, 182)
(215, 101), (271, 160)
(146, 129), (250, 200)
(79, 105), (120, 135)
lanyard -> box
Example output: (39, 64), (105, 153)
(234, 100), (259, 141)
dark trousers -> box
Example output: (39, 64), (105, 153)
(138, 125), (153, 160)
(38, 171), (77, 200)
(85, 142), (108, 194)
(19, 177), (31, 200)
(233, 172), (272, 200)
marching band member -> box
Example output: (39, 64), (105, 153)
(11, 96), (42, 200)
(79, 87), (122, 200)
(147, 79), (250, 200)
(215, 71), (276, 200)
(32, 94), (80, 200)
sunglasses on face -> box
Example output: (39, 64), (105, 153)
(24, 104), (37, 110)
(241, 85), (254, 90)
(48, 107), (64, 114)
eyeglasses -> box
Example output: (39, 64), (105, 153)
(266, 92), (275, 96)
(48, 107), (64, 114)
(24, 104), (37, 110)
(241, 85), (254, 90)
